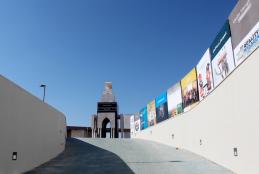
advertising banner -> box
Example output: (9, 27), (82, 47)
(130, 115), (135, 136)
(134, 112), (140, 133)
(210, 21), (236, 87)
(167, 83), (183, 117)
(229, 0), (259, 66)
(196, 49), (214, 100)
(155, 92), (169, 124)
(147, 100), (156, 126)
(140, 107), (148, 130)
(181, 68), (199, 112)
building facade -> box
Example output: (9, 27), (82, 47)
(67, 126), (92, 138)
(91, 82), (130, 138)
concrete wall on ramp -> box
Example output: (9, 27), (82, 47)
(0, 75), (66, 174)
(134, 49), (259, 174)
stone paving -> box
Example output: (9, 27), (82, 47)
(26, 138), (234, 174)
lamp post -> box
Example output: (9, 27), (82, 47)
(40, 84), (46, 102)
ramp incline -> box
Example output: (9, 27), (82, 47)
(26, 138), (233, 174)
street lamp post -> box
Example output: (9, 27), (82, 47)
(40, 84), (46, 102)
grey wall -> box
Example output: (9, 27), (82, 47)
(133, 49), (259, 174)
(0, 75), (66, 174)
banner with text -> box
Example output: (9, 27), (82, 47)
(140, 107), (148, 130)
(229, 0), (259, 66)
(210, 21), (236, 87)
(155, 92), (169, 124)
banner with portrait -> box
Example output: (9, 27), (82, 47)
(134, 112), (140, 133)
(210, 21), (236, 87)
(181, 68), (199, 112)
(196, 49), (214, 100)
(147, 100), (156, 126)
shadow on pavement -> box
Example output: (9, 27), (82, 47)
(25, 138), (134, 174)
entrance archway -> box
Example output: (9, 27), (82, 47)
(101, 118), (111, 138)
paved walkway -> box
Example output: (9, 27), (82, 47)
(26, 138), (234, 174)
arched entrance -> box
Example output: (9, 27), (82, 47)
(101, 118), (111, 138)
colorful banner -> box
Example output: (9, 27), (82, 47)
(229, 0), (259, 66)
(167, 83), (183, 117)
(130, 115), (135, 135)
(134, 112), (140, 133)
(181, 68), (199, 112)
(140, 107), (148, 130)
(147, 100), (156, 126)
(196, 49), (214, 100)
(155, 92), (169, 123)
(210, 21), (236, 87)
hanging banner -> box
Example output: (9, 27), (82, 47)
(229, 0), (259, 66)
(155, 92), (169, 124)
(167, 83), (183, 117)
(130, 115), (135, 136)
(140, 107), (148, 130)
(134, 112), (140, 133)
(181, 68), (199, 112)
(147, 100), (156, 126)
(196, 49), (214, 100)
(210, 21), (236, 87)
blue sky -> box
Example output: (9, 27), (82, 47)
(0, 0), (237, 126)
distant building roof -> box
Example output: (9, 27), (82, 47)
(67, 126), (91, 130)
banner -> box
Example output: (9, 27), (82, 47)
(167, 83), (183, 117)
(140, 107), (148, 130)
(196, 49), (214, 100)
(181, 68), (199, 112)
(155, 92), (169, 123)
(130, 115), (135, 135)
(134, 112), (140, 133)
(229, 0), (259, 66)
(147, 100), (156, 126)
(210, 21), (236, 87)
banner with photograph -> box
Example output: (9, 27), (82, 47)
(181, 68), (199, 112)
(210, 21), (236, 87)
(196, 49), (214, 100)
(167, 83), (183, 117)
(229, 0), (259, 66)
(134, 112), (140, 133)
(155, 92), (169, 124)
(147, 100), (156, 126)
(130, 115), (135, 135)
(140, 107), (148, 130)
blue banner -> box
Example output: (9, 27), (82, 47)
(140, 107), (148, 130)
(155, 92), (169, 123)
(210, 20), (231, 59)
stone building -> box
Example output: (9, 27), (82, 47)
(67, 126), (92, 138)
(91, 82), (130, 138)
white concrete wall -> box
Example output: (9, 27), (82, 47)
(134, 49), (259, 174)
(0, 75), (66, 174)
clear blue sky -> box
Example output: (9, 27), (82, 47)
(0, 0), (237, 126)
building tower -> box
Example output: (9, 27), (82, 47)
(92, 82), (119, 138)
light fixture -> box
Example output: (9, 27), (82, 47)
(234, 148), (238, 157)
(12, 152), (17, 160)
